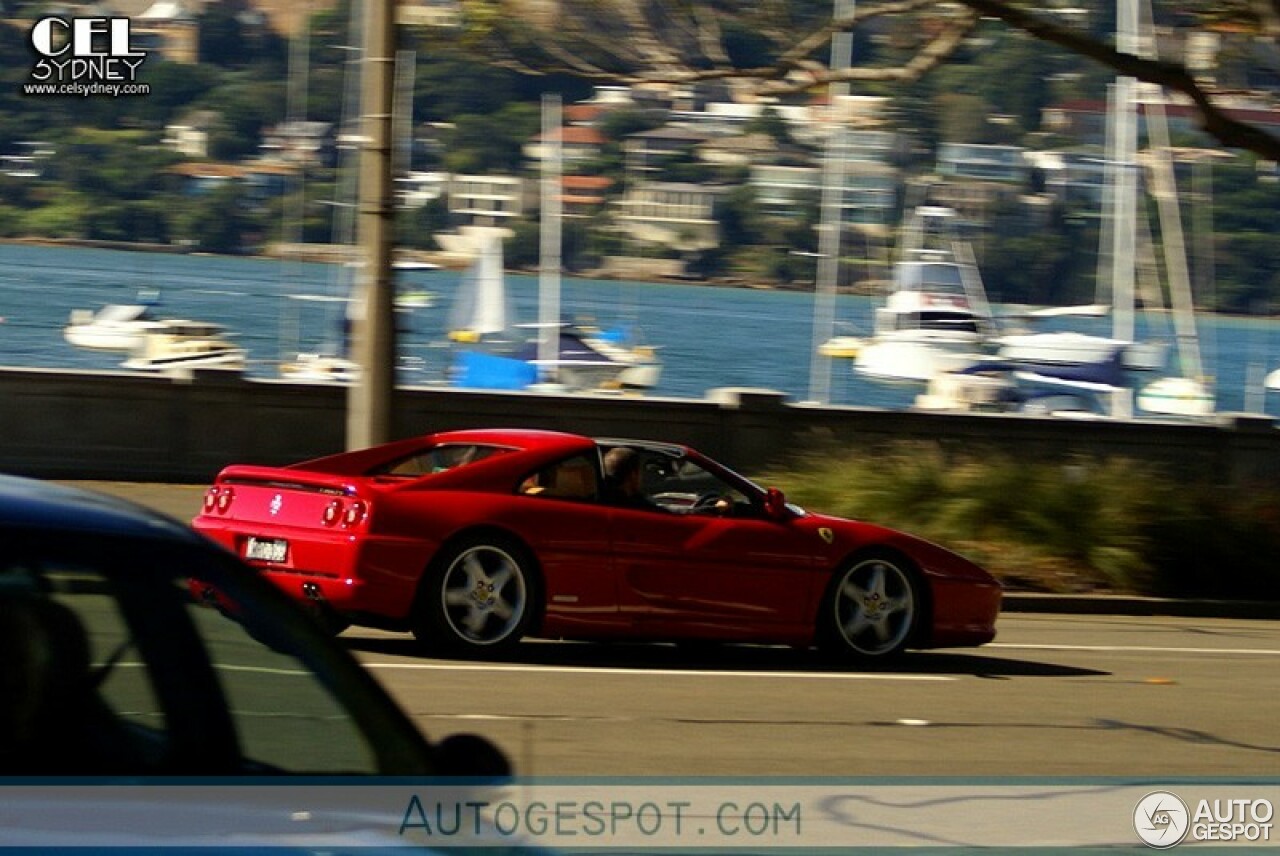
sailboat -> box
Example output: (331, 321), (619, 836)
(1128, 0), (1213, 418)
(995, 0), (1215, 422)
(446, 99), (661, 393)
(854, 206), (995, 384)
(277, 23), (428, 386)
(446, 229), (514, 344)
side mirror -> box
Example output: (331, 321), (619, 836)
(434, 733), (512, 781)
(763, 487), (791, 521)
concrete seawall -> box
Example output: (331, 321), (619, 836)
(2, 366), (1277, 484)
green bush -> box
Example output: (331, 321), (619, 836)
(760, 442), (1280, 598)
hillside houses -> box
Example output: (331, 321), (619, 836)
(149, 72), (1280, 269)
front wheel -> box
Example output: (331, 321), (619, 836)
(819, 552), (921, 660)
(414, 534), (537, 656)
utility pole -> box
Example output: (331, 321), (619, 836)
(346, 0), (397, 449)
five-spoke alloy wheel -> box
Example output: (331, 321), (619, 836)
(415, 534), (537, 655)
(821, 552), (921, 660)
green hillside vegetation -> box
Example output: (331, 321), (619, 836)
(1, 4), (1279, 311)
(760, 442), (1280, 599)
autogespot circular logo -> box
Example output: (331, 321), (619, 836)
(1135, 791), (1190, 848)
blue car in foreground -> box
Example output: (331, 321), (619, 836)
(0, 473), (508, 778)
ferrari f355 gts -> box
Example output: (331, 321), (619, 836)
(193, 429), (1000, 660)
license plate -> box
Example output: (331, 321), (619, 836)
(245, 537), (288, 563)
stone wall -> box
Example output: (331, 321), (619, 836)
(1, 366), (1275, 485)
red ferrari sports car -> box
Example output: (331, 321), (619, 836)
(193, 428), (1000, 660)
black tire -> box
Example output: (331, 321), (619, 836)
(412, 533), (538, 656)
(818, 551), (922, 661)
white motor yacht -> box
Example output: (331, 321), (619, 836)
(854, 259), (993, 383)
(64, 304), (166, 351)
(121, 321), (246, 372)
(854, 207), (996, 384)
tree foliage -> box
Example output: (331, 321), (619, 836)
(456, 0), (1280, 160)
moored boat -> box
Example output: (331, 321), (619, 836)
(121, 321), (246, 372)
(64, 303), (167, 352)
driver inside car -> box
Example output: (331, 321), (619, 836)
(602, 447), (664, 511)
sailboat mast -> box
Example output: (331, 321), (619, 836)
(279, 7), (309, 365)
(1134, 0), (1203, 383)
(347, 0), (397, 449)
(538, 94), (563, 380)
(806, 0), (855, 405)
(1111, 0), (1139, 347)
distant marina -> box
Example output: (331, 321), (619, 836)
(1, 242), (1279, 419)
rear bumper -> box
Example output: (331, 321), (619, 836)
(193, 518), (431, 620)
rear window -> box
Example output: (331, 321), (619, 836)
(372, 444), (507, 477)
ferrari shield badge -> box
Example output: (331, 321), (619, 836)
(818, 527), (835, 544)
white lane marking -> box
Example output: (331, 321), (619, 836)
(990, 643), (1280, 656)
(362, 662), (956, 681)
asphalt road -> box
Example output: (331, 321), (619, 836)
(344, 616), (1280, 777)
(71, 481), (1280, 777)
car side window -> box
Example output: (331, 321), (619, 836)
(517, 454), (600, 501)
(0, 562), (181, 774)
(0, 552), (381, 775)
(186, 599), (379, 773)
(377, 444), (504, 477)
(647, 458), (753, 515)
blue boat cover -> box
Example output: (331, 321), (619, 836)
(452, 351), (538, 390)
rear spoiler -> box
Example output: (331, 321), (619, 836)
(286, 435), (432, 476)
(216, 465), (358, 496)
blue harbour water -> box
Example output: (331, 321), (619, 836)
(1, 242), (1278, 418)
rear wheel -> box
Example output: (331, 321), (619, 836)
(413, 534), (537, 656)
(819, 552), (921, 661)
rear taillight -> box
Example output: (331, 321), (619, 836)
(321, 497), (368, 528)
(204, 486), (234, 514)
(322, 500), (342, 527)
(344, 500), (367, 527)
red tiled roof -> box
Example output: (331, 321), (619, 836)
(535, 126), (607, 145)
(168, 162), (245, 178)
(561, 175), (614, 190)
(565, 104), (606, 123)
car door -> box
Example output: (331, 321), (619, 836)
(507, 453), (623, 635)
(607, 453), (820, 639)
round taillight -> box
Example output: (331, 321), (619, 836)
(203, 488), (218, 512)
(322, 500), (342, 526)
(343, 501), (367, 527)
(215, 487), (234, 513)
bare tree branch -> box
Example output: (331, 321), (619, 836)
(691, 3), (731, 68)
(777, 0), (941, 70)
(613, 0), (691, 74)
(764, 11), (979, 93)
(463, 0), (1280, 161)
(953, 0), (1280, 160)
